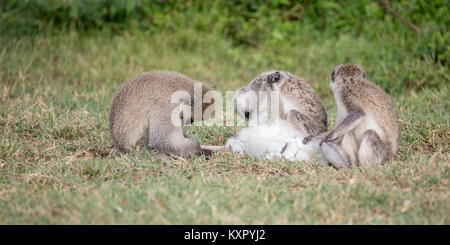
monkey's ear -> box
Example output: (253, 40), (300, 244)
(267, 71), (281, 84)
(362, 72), (366, 79)
(331, 70), (335, 82)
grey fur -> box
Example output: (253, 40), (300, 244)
(321, 64), (399, 168)
(237, 70), (327, 136)
(109, 71), (213, 156)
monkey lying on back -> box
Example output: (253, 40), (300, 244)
(316, 64), (399, 168)
(202, 70), (329, 163)
(109, 71), (214, 157)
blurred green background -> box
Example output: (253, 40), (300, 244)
(1, 0), (448, 94)
(0, 0), (449, 224)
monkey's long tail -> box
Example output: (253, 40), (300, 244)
(200, 145), (228, 152)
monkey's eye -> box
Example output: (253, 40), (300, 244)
(331, 70), (335, 82)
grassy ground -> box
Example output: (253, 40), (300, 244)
(0, 30), (448, 224)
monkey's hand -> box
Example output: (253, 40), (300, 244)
(319, 132), (337, 146)
(200, 148), (212, 157)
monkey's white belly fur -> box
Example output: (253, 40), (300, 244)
(226, 121), (328, 164)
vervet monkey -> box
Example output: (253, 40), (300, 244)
(203, 70), (328, 163)
(109, 71), (214, 156)
(319, 64), (399, 168)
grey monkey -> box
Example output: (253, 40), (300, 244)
(234, 70), (328, 136)
(109, 71), (214, 156)
(202, 70), (328, 158)
(319, 64), (399, 168)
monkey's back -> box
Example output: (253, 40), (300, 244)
(281, 72), (328, 132)
(358, 80), (399, 156)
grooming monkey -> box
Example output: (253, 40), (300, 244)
(109, 71), (214, 156)
(202, 70), (328, 160)
(318, 64), (399, 168)
(234, 70), (328, 137)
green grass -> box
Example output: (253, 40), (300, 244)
(0, 29), (448, 224)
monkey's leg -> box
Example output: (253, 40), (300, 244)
(168, 128), (202, 156)
(287, 109), (326, 139)
(358, 129), (389, 166)
(148, 119), (201, 157)
(321, 110), (365, 145)
(112, 116), (148, 154)
(320, 141), (351, 169)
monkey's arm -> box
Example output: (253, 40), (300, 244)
(321, 110), (365, 145)
(287, 109), (326, 136)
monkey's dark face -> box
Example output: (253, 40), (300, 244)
(330, 64), (366, 85)
(234, 87), (255, 121)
